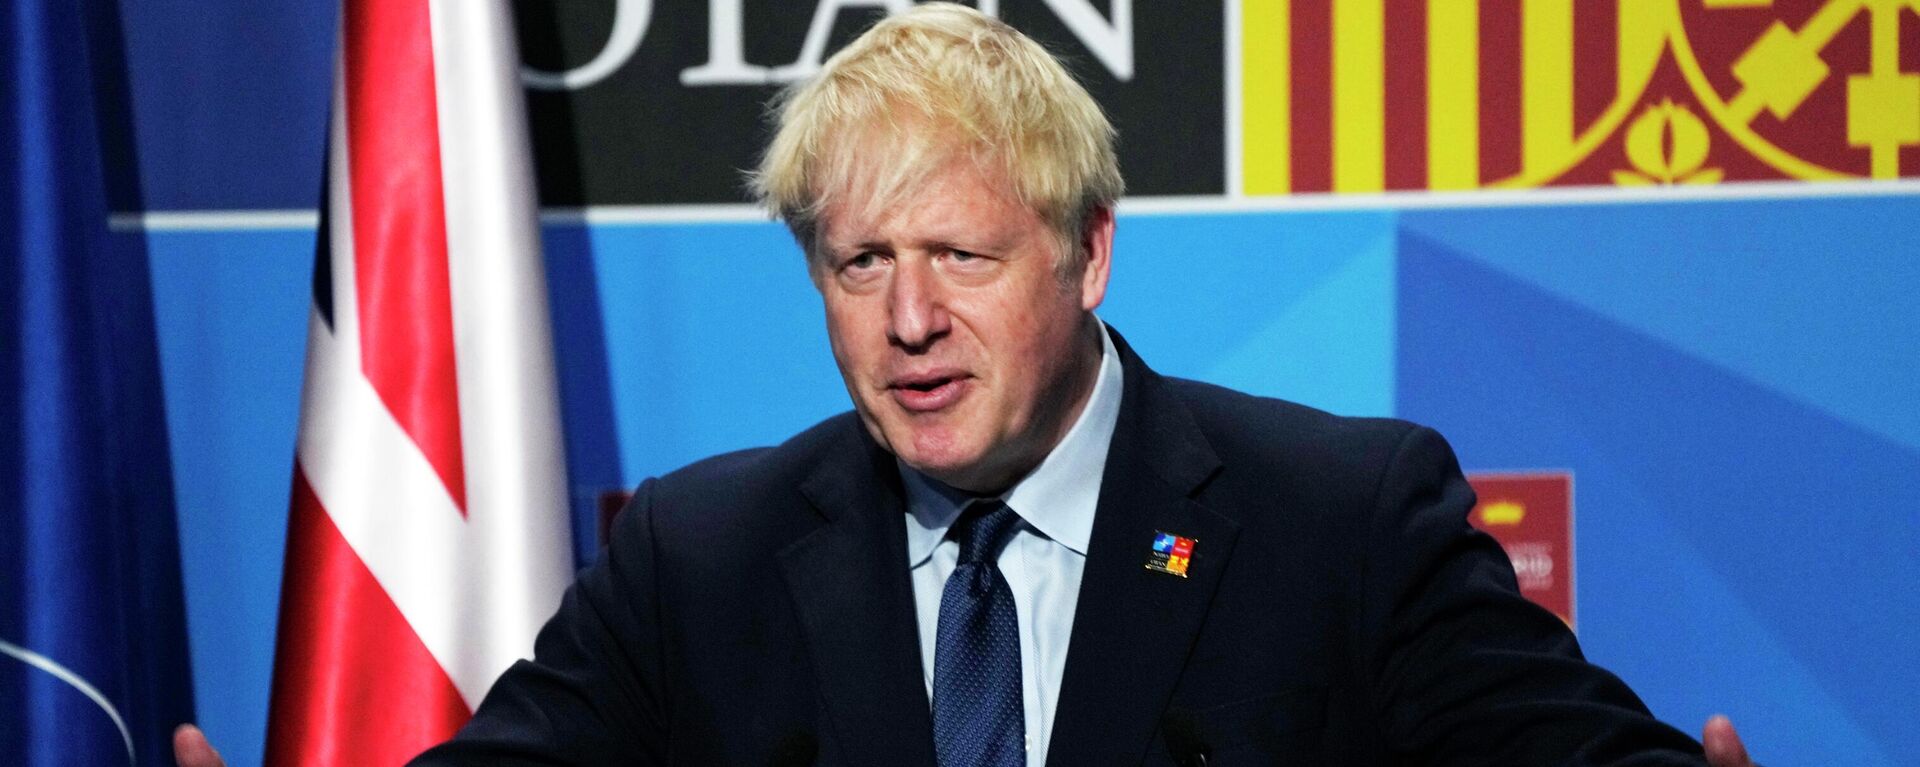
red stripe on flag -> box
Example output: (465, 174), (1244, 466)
(1477, 0), (1523, 183)
(266, 469), (471, 766)
(1382, 0), (1428, 191)
(344, 0), (468, 512)
(1289, 0), (1333, 194)
(1572, 2), (1617, 133)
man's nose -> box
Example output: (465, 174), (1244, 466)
(886, 255), (950, 351)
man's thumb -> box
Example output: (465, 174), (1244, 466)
(173, 723), (226, 767)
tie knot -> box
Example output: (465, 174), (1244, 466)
(950, 500), (1022, 565)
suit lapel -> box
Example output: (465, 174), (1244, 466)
(1047, 332), (1241, 766)
(782, 429), (938, 767)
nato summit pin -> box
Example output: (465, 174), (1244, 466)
(1145, 531), (1196, 577)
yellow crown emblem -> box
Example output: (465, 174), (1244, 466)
(1480, 500), (1526, 526)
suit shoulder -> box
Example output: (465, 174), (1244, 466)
(639, 412), (863, 525)
(1165, 377), (1425, 461)
(1160, 377), (1464, 545)
(1159, 380), (1420, 449)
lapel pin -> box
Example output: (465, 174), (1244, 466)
(1145, 531), (1196, 578)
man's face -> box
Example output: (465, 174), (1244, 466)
(814, 157), (1113, 493)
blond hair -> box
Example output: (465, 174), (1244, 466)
(751, 3), (1122, 266)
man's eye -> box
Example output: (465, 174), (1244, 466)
(838, 253), (888, 284)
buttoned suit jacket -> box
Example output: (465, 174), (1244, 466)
(415, 330), (1707, 766)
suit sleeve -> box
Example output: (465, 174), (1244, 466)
(1358, 426), (1708, 766)
(411, 479), (670, 765)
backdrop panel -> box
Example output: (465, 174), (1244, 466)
(95, 1), (1920, 765)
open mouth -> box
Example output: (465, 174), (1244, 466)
(889, 373), (969, 412)
(901, 377), (951, 393)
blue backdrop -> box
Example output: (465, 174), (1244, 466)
(89, 1), (1920, 765)
(142, 200), (1920, 766)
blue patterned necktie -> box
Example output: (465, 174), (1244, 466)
(932, 499), (1027, 767)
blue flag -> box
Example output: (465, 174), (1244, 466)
(1, 0), (198, 764)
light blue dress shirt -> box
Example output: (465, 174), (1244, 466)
(901, 324), (1124, 766)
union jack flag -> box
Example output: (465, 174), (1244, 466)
(264, 0), (571, 763)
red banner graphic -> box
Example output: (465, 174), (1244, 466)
(1466, 472), (1576, 627)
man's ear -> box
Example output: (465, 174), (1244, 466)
(1077, 204), (1115, 311)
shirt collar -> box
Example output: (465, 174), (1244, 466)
(902, 323), (1125, 566)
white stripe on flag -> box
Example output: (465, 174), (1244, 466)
(432, 0), (570, 696)
(297, 307), (492, 706)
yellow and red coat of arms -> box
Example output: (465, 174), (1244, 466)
(1240, 0), (1920, 194)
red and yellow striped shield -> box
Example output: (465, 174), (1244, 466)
(1240, 0), (1920, 195)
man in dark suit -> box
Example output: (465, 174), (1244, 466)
(410, 323), (1748, 765)
(175, 4), (1756, 766)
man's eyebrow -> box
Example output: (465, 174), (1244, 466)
(839, 239), (893, 254)
(814, 239), (883, 260)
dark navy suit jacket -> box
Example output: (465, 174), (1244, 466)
(415, 331), (1707, 765)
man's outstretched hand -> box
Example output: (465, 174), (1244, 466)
(173, 724), (226, 767)
(1703, 714), (1754, 767)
